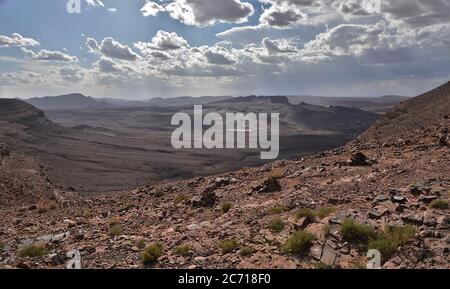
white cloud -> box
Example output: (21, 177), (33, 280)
(21, 47), (78, 62)
(141, 0), (254, 27)
(85, 0), (104, 7)
(134, 30), (189, 51)
(86, 37), (139, 61)
(141, 1), (165, 16)
(0, 33), (40, 47)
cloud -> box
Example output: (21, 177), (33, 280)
(21, 47), (78, 62)
(0, 33), (40, 47)
(381, 0), (450, 28)
(204, 50), (235, 65)
(94, 58), (123, 73)
(262, 37), (297, 54)
(141, 1), (165, 16)
(85, 0), (104, 7)
(134, 30), (189, 51)
(60, 66), (85, 82)
(86, 37), (139, 61)
(141, 0), (254, 27)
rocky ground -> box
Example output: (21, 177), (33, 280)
(0, 82), (449, 269)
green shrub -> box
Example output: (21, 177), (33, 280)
(268, 217), (284, 233)
(219, 239), (238, 254)
(269, 169), (285, 180)
(239, 246), (256, 257)
(0, 242), (5, 253)
(19, 244), (48, 258)
(316, 207), (336, 219)
(109, 225), (123, 237)
(174, 245), (191, 256)
(430, 199), (449, 209)
(221, 202), (232, 213)
(369, 225), (417, 262)
(174, 194), (188, 204)
(142, 243), (163, 265)
(283, 231), (316, 254)
(267, 205), (286, 215)
(295, 208), (316, 220)
(341, 219), (377, 245)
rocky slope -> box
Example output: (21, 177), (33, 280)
(0, 82), (449, 269)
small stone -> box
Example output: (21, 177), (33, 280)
(51, 253), (67, 266)
(368, 208), (388, 220)
(392, 196), (407, 204)
(64, 219), (77, 228)
(16, 262), (32, 269)
(350, 152), (369, 166)
(320, 246), (337, 266)
(402, 214), (423, 225)
(310, 245), (323, 260)
(419, 195), (439, 204)
(293, 217), (312, 231)
(424, 216), (437, 227)
(187, 224), (200, 231)
(374, 195), (389, 202)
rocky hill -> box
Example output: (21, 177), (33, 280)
(0, 83), (448, 269)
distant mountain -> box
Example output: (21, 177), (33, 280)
(146, 95), (233, 107)
(287, 95), (410, 113)
(25, 93), (113, 110)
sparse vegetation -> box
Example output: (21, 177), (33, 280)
(219, 239), (238, 254)
(429, 199), (449, 209)
(267, 205), (286, 215)
(0, 242), (4, 253)
(295, 207), (335, 221)
(341, 219), (377, 246)
(368, 225), (417, 262)
(174, 194), (188, 204)
(174, 244), (191, 256)
(295, 208), (316, 221)
(316, 207), (336, 219)
(19, 244), (48, 258)
(109, 225), (123, 237)
(341, 218), (416, 263)
(239, 246), (256, 257)
(142, 243), (163, 265)
(221, 202), (232, 213)
(269, 169), (285, 180)
(268, 217), (284, 233)
(283, 231), (316, 254)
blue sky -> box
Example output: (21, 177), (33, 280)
(1, 0), (449, 99)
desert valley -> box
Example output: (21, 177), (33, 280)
(0, 82), (449, 269)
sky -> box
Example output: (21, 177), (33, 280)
(0, 0), (449, 99)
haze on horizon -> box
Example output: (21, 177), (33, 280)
(0, 0), (450, 99)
